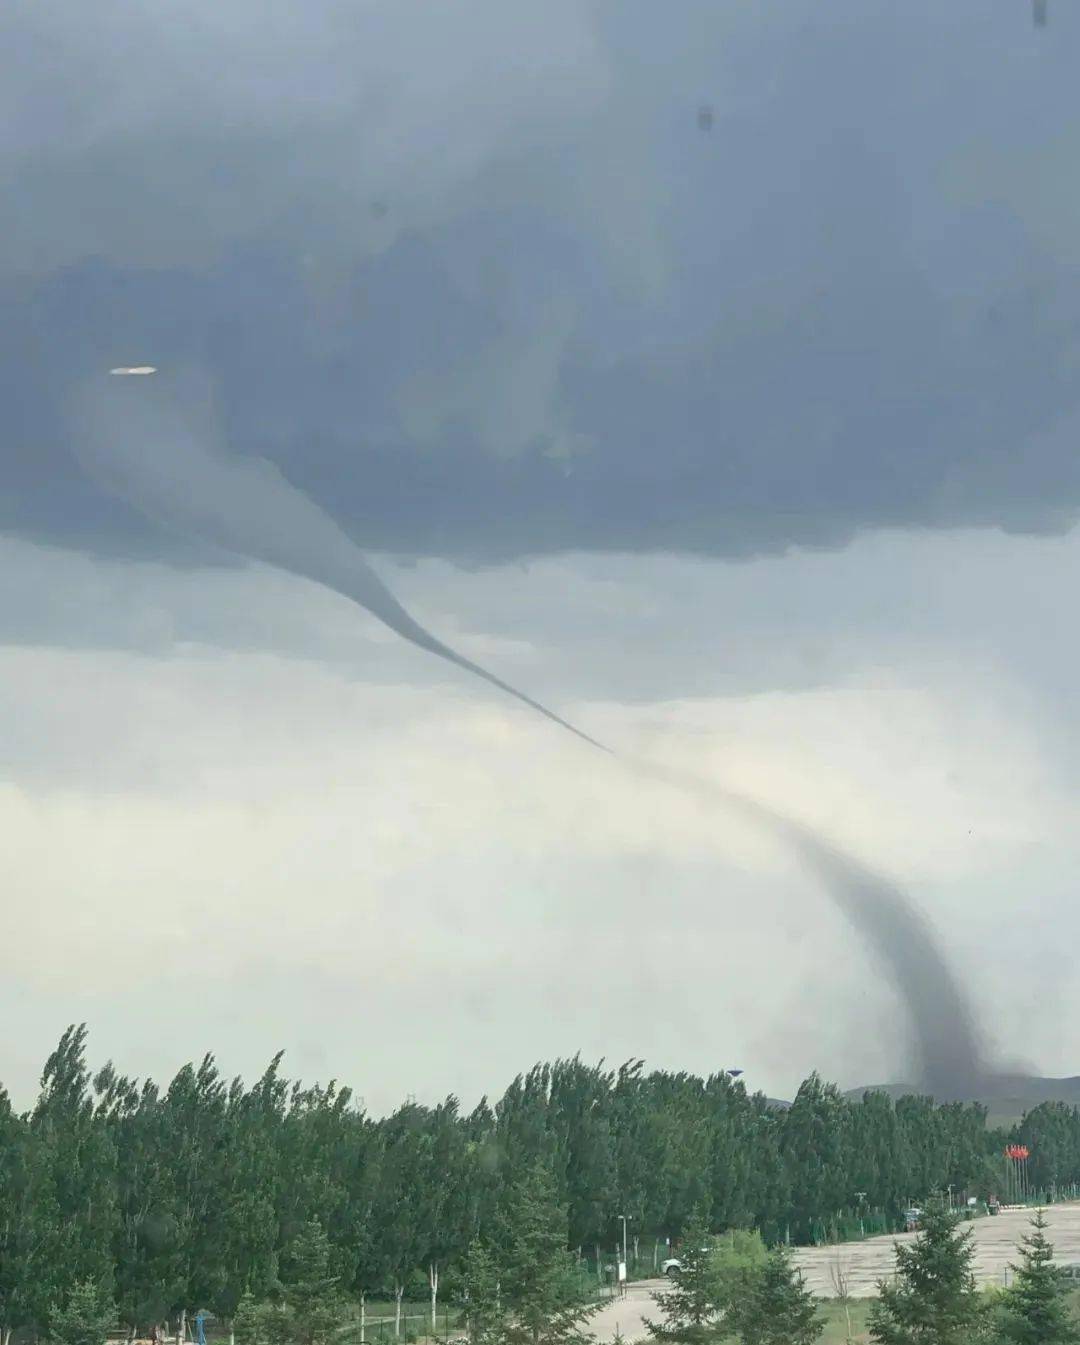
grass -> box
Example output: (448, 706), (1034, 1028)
(338, 1303), (463, 1344)
(200, 1302), (466, 1345)
(816, 1299), (874, 1343)
(811, 1288), (1080, 1343)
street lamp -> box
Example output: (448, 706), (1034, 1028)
(618, 1215), (633, 1271)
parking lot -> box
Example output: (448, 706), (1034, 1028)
(590, 1202), (1080, 1338)
(793, 1201), (1080, 1298)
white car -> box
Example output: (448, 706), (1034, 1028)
(662, 1246), (712, 1277)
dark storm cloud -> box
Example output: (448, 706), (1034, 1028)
(3, 0), (1079, 566)
(75, 369), (607, 748)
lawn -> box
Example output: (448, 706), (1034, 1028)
(816, 1299), (874, 1343)
(812, 1288), (1080, 1343)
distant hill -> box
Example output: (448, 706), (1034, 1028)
(844, 1075), (1080, 1127)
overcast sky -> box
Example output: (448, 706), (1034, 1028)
(2, 0), (1079, 1111)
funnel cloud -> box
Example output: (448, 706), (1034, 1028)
(631, 760), (987, 1098)
(76, 374), (605, 752)
(75, 373), (986, 1095)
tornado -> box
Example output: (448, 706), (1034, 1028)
(74, 370), (985, 1095)
(626, 759), (986, 1097)
(77, 373), (606, 752)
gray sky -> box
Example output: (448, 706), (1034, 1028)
(2, 0), (1078, 1109)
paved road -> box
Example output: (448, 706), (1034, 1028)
(590, 1281), (668, 1344)
(590, 1203), (1080, 1340)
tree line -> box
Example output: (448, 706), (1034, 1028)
(3, 1026), (1079, 1340)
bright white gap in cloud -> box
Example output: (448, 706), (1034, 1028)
(2, 520), (1077, 1107)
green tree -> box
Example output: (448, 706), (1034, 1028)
(233, 1220), (346, 1345)
(279, 1219), (347, 1345)
(725, 1247), (821, 1345)
(781, 1074), (849, 1243)
(412, 1098), (475, 1332)
(1018, 1105), (1076, 1194)
(369, 1103), (430, 1336)
(1, 1090), (43, 1345)
(4, 1033), (1062, 1345)
(29, 1028), (119, 1334)
(997, 1210), (1080, 1345)
(48, 1278), (115, 1345)
(644, 1214), (725, 1345)
(548, 1059), (616, 1253)
(869, 1202), (989, 1345)
(222, 1056), (291, 1310)
(94, 1065), (185, 1331)
(233, 1291), (288, 1345)
(461, 1240), (503, 1345)
(158, 1056), (237, 1320)
(497, 1161), (597, 1345)
(713, 1230), (768, 1284)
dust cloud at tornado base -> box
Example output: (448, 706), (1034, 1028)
(74, 371), (990, 1095)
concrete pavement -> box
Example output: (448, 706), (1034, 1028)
(793, 1201), (1080, 1298)
(589, 1202), (1080, 1340)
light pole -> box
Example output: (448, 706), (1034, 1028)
(618, 1215), (632, 1271)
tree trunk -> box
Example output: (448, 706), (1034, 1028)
(394, 1283), (404, 1338)
(595, 1244), (601, 1283)
(360, 1293), (366, 1345)
(4, 1324), (13, 1345)
(632, 1235), (639, 1268)
(179, 1309), (187, 1345)
(429, 1262), (439, 1335)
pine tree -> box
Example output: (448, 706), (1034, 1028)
(644, 1214), (725, 1345)
(280, 1219), (347, 1345)
(496, 1161), (598, 1345)
(998, 1210), (1080, 1345)
(233, 1292), (288, 1345)
(868, 1201), (989, 1345)
(48, 1278), (115, 1345)
(234, 1220), (346, 1345)
(726, 1247), (821, 1345)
